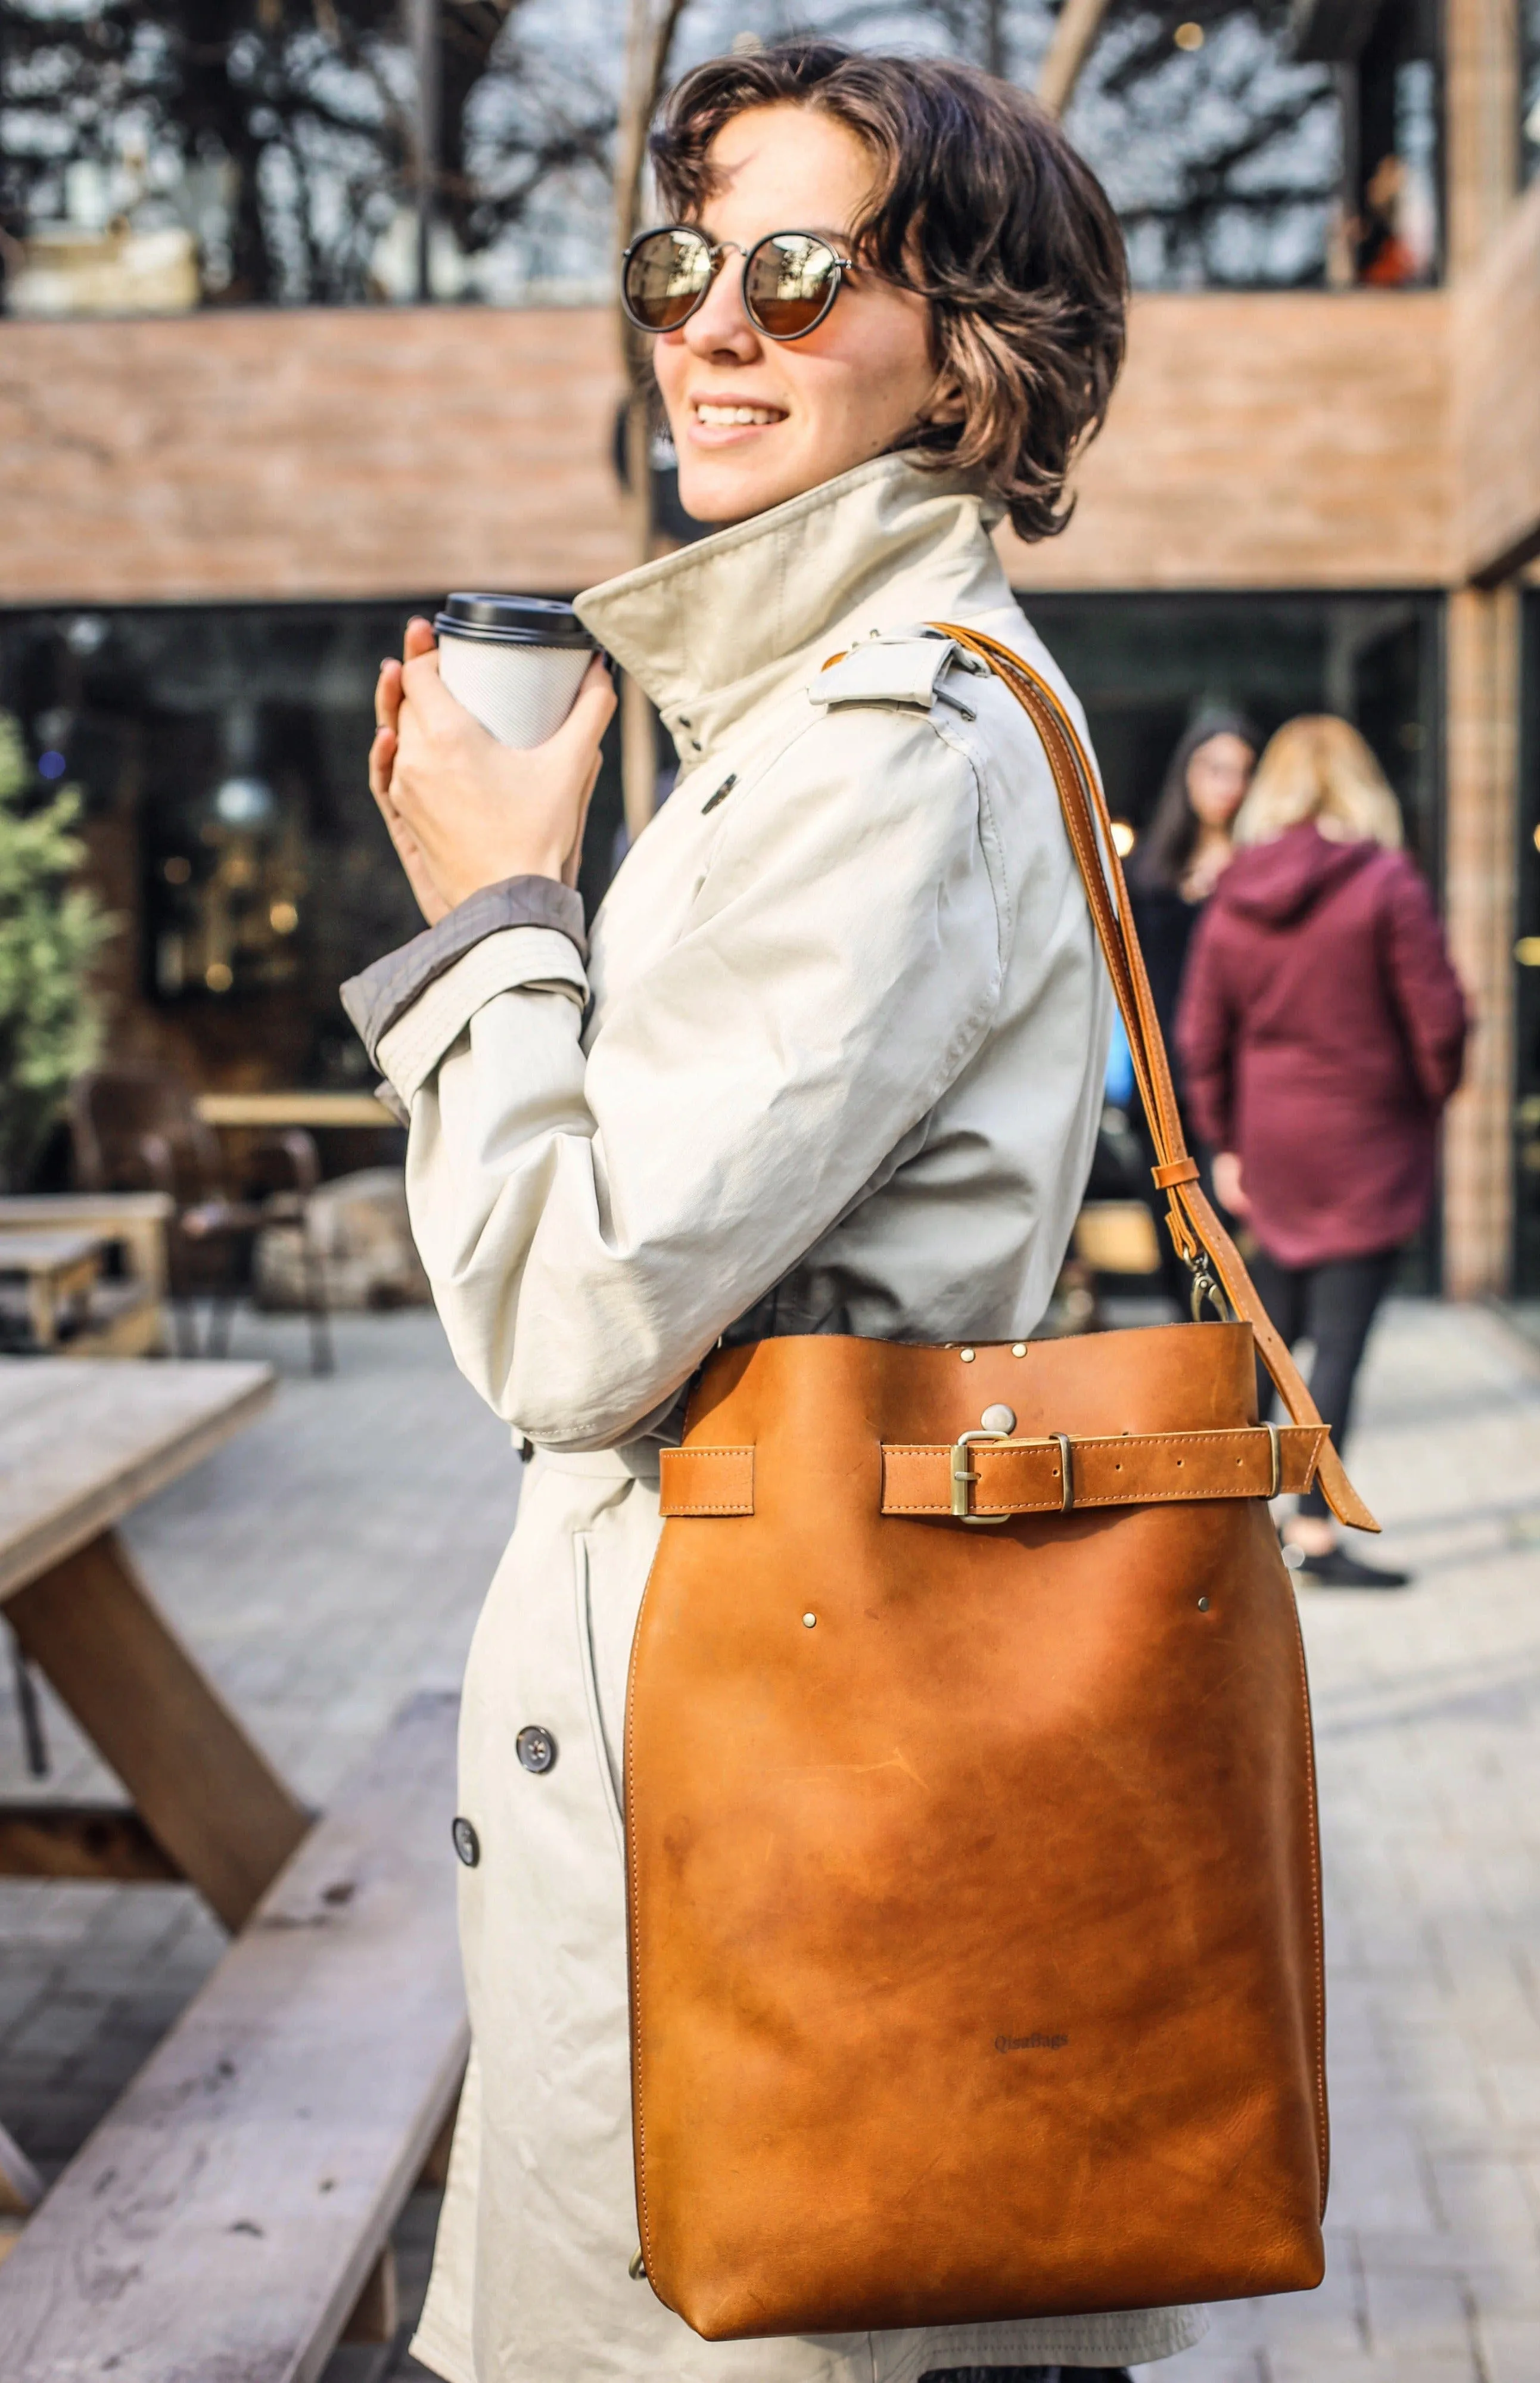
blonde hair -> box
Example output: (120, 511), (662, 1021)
(1234, 715), (1403, 851)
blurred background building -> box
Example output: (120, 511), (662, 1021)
(0, 0), (1535, 1297)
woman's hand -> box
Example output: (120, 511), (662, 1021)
(1212, 1150), (1249, 1218)
(370, 617), (615, 924)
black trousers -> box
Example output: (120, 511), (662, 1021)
(1247, 1246), (1399, 1518)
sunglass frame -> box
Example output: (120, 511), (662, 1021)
(620, 225), (853, 343)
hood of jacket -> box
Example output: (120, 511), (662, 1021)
(1217, 821), (1383, 927)
(574, 450), (1012, 771)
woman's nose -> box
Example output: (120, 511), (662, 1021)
(680, 255), (761, 361)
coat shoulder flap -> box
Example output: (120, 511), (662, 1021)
(807, 629), (982, 717)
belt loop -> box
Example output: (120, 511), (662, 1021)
(1054, 1433), (1074, 1513)
(1265, 1421), (1281, 1500)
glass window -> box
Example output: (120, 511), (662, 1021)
(0, 599), (623, 1089)
(1, 0), (1444, 313)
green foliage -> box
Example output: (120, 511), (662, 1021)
(0, 715), (114, 1190)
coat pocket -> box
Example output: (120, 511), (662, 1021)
(573, 1530), (626, 1857)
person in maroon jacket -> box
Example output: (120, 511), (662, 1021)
(1177, 715), (1468, 1588)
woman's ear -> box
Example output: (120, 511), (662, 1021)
(920, 373), (967, 428)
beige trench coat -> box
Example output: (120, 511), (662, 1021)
(366, 455), (1207, 2383)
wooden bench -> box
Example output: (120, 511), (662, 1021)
(0, 1689), (468, 2382)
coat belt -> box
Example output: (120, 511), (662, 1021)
(658, 1424), (1325, 1520)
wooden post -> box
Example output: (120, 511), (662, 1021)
(1441, 0), (1523, 1296)
(1442, 582), (1521, 1298)
(1444, 0), (1520, 278)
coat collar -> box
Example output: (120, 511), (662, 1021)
(575, 451), (1013, 769)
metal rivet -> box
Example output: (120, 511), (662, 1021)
(1197, 1596), (1210, 1612)
(981, 1403), (1016, 1434)
(802, 1613), (817, 1628)
(1011, 1343), (1027, 1358)
(960, 1347), (976, 1363)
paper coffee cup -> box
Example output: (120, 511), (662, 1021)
(434, 594), (597, 748)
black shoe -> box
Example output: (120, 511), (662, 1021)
(1290, 1543), (1411, 1590)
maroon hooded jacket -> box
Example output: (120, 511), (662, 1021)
(1176, 823), (1468, 1268)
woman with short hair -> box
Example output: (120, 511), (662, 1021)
(1177, 715), (1467, 1589)
(350, 39), (1200, 2383)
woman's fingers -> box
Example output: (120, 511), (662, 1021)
(369, 723), (397, 803)
(403, 614), (437, 661)
(561, 748), (604, 889)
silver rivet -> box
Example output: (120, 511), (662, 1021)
(981, 1403), (1016, 1434)
(802, 1613), (817, 1628)
(1197, 1596), (1210, 1611)
(1011, 1343), (1027, 1358)
(960, 1347), (976, 1363)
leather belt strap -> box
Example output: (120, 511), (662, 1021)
(659, 1425), (1324, 1521)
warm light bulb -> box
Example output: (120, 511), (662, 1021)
(269, 900), (299, 934)
(1174, 20), (1205, 47)
(205, 961), (234, 993)
(1111, 819), (1137, 856)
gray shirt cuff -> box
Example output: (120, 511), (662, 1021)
(340, 875), (586, 1068)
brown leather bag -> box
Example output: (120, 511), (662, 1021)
(627, 628), (1370, 2339)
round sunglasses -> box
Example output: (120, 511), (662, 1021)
(621, 225), (853, 342)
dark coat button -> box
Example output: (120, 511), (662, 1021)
(452, 1816), (480, 1867)
(516, 1725), (558, 1774)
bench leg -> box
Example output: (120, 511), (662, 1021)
(343, 2245), (399, 2345)
(5, 1530), (310, 1930)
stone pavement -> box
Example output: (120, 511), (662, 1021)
(1138, 1301), (1540, 2383)
(1, 1299), (1538, 2383)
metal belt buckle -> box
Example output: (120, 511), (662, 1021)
(950, 1430), (1076, 1523)
(950, 1428), (1012, 1525)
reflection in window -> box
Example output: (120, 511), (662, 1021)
(0, 0), (1443, 312)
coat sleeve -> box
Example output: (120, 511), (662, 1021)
(1379, 856), (1469, 1110)
(1174, 907), (1237, 1151)
(379, 704), (1007, 1447)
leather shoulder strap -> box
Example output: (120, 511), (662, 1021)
(931, 622), (1377, 1534)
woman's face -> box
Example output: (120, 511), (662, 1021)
(1186, 732), (1255, 831)
(651, 104), (950, 525)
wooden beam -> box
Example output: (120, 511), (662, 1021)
(0, 1803), (182, 1883)
(6, 1531), (310, 1930)
(1035, 0), (1113, 117)
(0, 2124), (42, 2220)
(341, 2245), (399, 2344)
(1445, 0), (1520, 278)
(1442, 583), (1522, 1298)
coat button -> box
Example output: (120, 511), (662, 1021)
(452, 1816), (480, 1867)
(516, 1725), (558, 1775)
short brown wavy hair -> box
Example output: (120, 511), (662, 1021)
(649, 40), (1128, 543)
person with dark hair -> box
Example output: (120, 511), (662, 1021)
(1128, 711), (1258, 1089)
(349, 39), (1199, 2383)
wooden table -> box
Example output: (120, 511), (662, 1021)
(0, 1195), (173, 1358)
(0, 1234), (100, 1350)
(195, 1090), (397, 1130)
(0, 1359), (309, 1929)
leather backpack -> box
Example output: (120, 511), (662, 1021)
(626, 629), (1370, 2338)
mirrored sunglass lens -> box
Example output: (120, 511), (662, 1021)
(625, 231), (711, 330)
(746, 234), (839, 335)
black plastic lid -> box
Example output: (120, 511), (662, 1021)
(434, 593), (595, 648)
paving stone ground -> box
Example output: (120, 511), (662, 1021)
(2, 1298), (1537, 2382)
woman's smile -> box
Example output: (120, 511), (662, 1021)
(688, 394), (791, 441)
